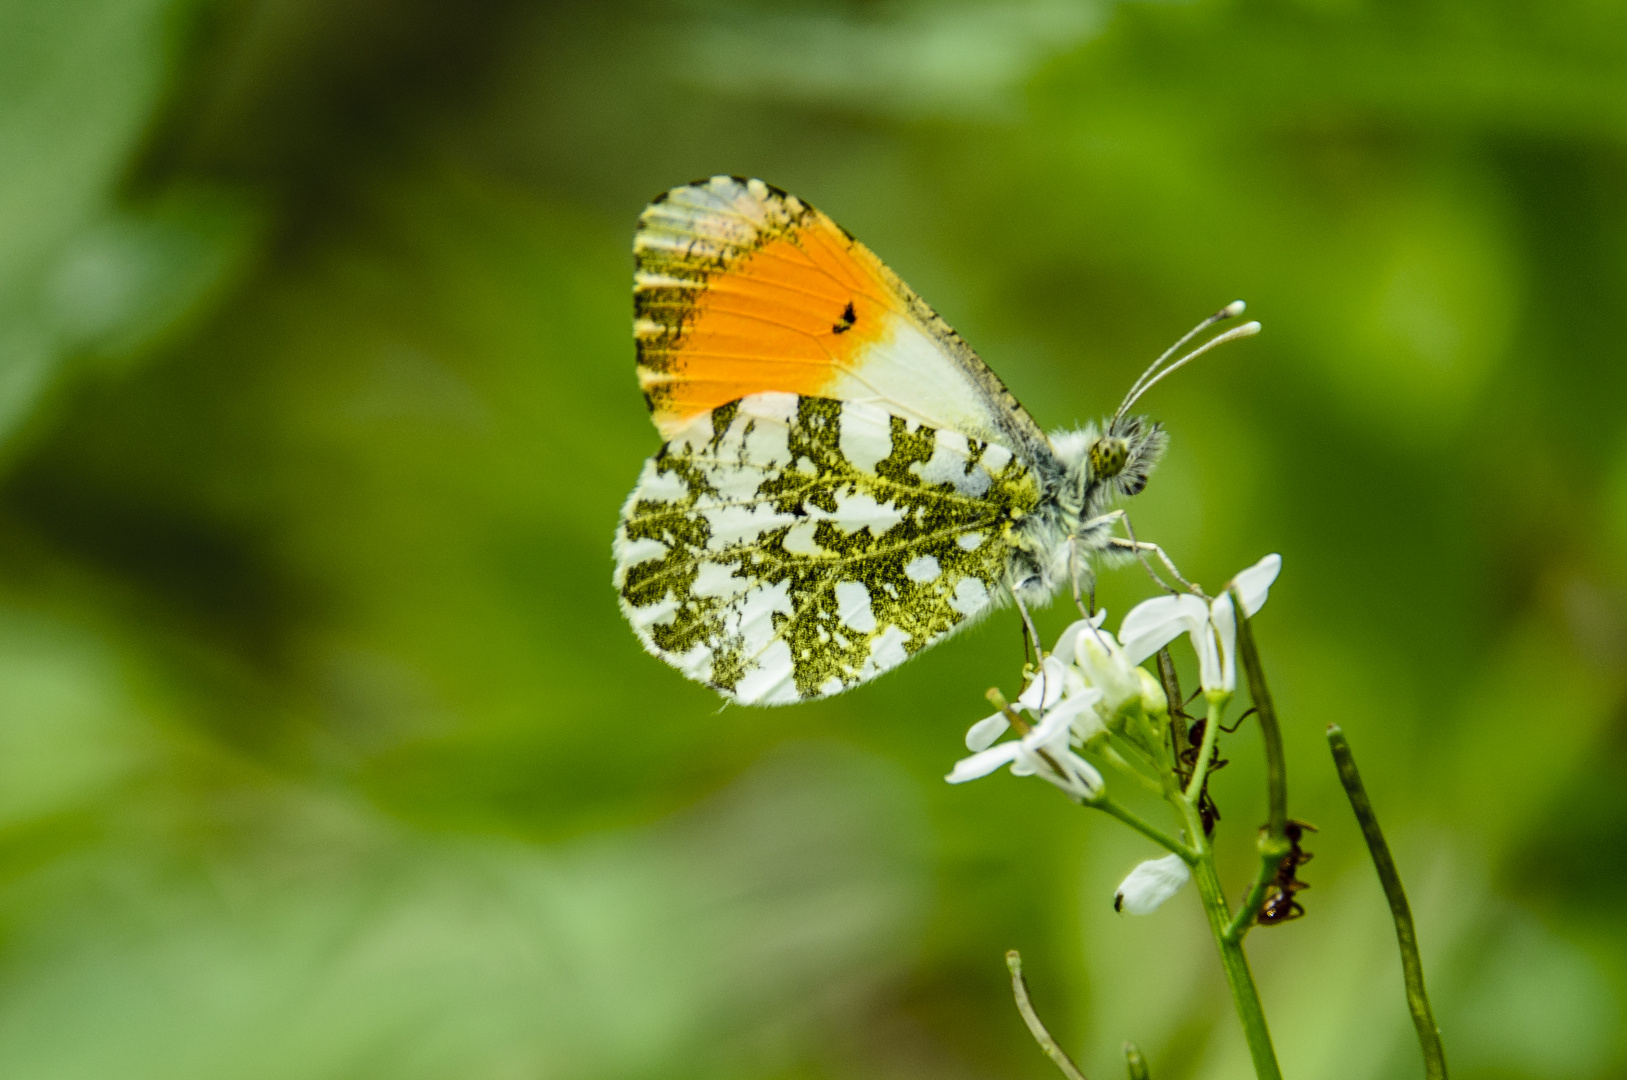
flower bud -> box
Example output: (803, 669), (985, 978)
(1135, 667), (1168, 717)
(1113, 854), (1192, 915)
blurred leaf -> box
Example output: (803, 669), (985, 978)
(0, 742), (927, 1080)
(0, 0), (258, 449)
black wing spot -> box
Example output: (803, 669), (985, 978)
(832, 301), (857, 335)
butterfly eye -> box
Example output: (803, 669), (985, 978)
(1089, 436), (1130, 479)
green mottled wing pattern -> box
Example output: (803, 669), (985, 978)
(613, 391), (1039, 704)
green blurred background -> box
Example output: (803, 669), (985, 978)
(3, 0), (1625, 1077)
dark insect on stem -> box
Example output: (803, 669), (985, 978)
(1257, 819), (1317, 925)
(1177, 717), (1229, 835)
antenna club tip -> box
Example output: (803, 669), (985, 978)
(1238, 320), (1262, 336)
(1222, 300), (1247, 318)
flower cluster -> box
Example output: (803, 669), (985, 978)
(945, 554), (1282, 912)
(946, 653), (1106, 800)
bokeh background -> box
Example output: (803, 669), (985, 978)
(4, 1), (1626, 1077)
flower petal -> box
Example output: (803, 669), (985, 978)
(1044, 688), (1105, 732)
(1027, 690), (1102, 747)
(1210, 594), (1237, 693)
(1027, 656), (1073, 710)
(1119, 594), (1209, 664)
(1057, 751), (1105, 797)
(966, 712), (1010, 752)
(945, 743), (1020, 784)
(1013, 745), (1103, 798)
(1195, 621), (1224, 692)
(1113, 854), (1192, 915)
(1052, 619), (1092, 670)
(1230, 554), (1282, 617)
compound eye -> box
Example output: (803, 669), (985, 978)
(1089, 436), (1130, 479)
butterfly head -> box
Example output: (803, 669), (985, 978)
(1050, 414), (1167, 513)
(1075, 302), (1258, 505)
(1088, 434), (1130, 481)
(1091, 414), (1167, 499)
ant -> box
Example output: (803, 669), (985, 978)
(1257, 819), (1316, 925)
(1175, 700), (1255, 836)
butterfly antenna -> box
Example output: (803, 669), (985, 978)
(1114, 300), (1248, 424)
(1115, 317), (1261, 420)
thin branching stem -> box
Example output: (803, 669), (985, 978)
(1224, 604), (1293, 941)
(1155, 641), (1282, 1080)
(1123, 1042), (1150, 1080)
(1183, 698), (1226, 802)
(1097, 744), (1169, 797)
(1225, 864), (1280, 943)
(1007, 951), (1091, 1080)
(1233, 599), (1287, 835)
(1179, 797), (1283, 1080)
(1327, 725), (1448, 1080)
(1088, 793), (1197, 863)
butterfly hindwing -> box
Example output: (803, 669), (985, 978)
(614, 392), (1040, 704)
(633, 176), (1053, 465)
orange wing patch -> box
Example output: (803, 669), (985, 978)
(634, 177), (903, 437)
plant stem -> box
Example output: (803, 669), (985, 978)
(1147, 631), (1283, 1078)
(1124, 1042), (1150, 1080)
(1088, 793), (1197, 863)
(1223, 602), (1293, 942)
(1098, 744), (1168, 797)
(1224, 840), (1288, 943)
(1327, 725), (1448, 1080)
(1156, 647), (1187, 752)
(1181, 799), (1283, 1080)
(1006, 951), (1091, 1080)
(1184, 698), (1226, 802)
(1232, 598), (1287, 837)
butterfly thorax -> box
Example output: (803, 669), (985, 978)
(1005, 414), (1167, 602)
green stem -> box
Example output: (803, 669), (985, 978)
(1223, 600), (1293, 942)
(1232, 597), (1287, 837)
(1124, 1042), (1150, 1080)
(1224, 836), (1290, 943)
(1156, 647), (1187, 757)
(1327, 725), (1448, 1080)
(1183, 697), (1226, 802)
(1006, 951), (1091, 1080)
(1181, 800), (1283, 1080)
(1098, 743), (1167, 797)
(1148, 638), (1282, 1079)
(1087, 793), (1197, 863)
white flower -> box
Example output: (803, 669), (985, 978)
(1113, 854), (1192, 914)
(1056, 614), (1168, 724)
(963, 655), (1100, 751)
(1118, 554), (1282, 697)
(949, 659), (1105, 800)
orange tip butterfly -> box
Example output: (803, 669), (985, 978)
(613, 176), (1257, 705)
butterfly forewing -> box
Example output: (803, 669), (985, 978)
(615, 392), (1039, 704)
(633, 176), (1052, 462)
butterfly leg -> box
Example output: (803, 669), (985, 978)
(1087, 509), (1202, 595)
(1077, 508), (1194, 596)
(1067, 535), (1095, 619)
(1106, 534), (1203, 597)
(1008, 575), (1046, 662)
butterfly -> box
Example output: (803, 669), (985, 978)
(613, 176), (1256, 705)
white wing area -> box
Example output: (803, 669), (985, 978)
(614, 392), (1038, 704)
(823, 310), (1016, 448)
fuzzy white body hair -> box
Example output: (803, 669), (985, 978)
(1002, 417), (1167, 608)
